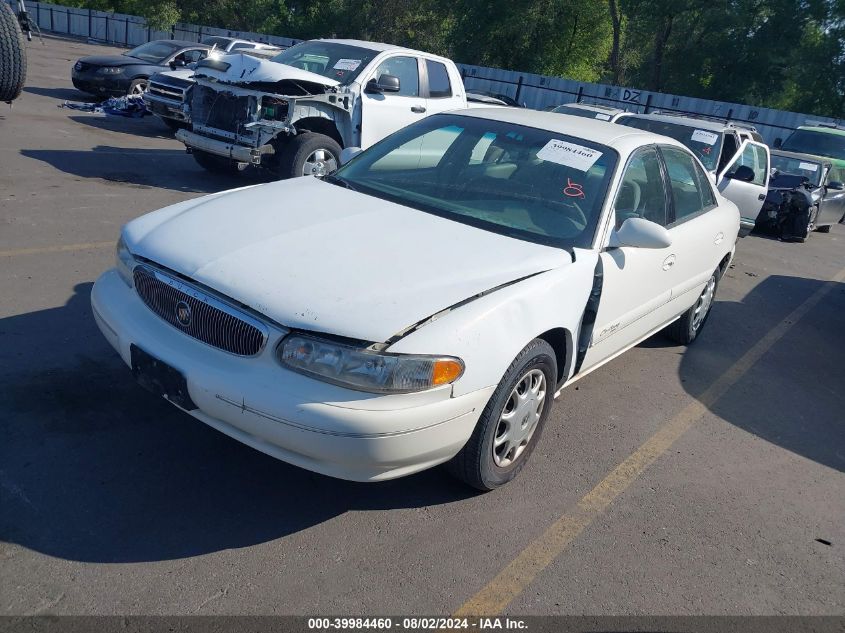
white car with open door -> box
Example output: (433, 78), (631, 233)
(92, 109), (739, 490)
(617, 113), (770, 236)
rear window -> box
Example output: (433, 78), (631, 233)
(426, 60), (452, 98)
(781, 130), (845, 161)
(618, 118), (723, 172)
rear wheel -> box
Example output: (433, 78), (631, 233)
(160, 116), (186, 132)
(0, 0), (27, 103)
(666, 270), (719, 344)
(277, 132), (341, 179)
(447, 339), (556, 491)
(192, 149), (241, 175)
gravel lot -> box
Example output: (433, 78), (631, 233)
(1, 35), (844, 617)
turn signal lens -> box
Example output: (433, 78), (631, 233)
(432, 359), (464, 386)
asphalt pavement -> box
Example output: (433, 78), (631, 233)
(1, 35), (843, 617)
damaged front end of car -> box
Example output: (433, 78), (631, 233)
(754, 173), (820, 242)
(175, 54), (352, 168)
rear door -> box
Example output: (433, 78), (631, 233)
(421, 58), (464, 116)
(717, 140), (770, 225)
(359, 55), (427, 149)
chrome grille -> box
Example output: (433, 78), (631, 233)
(133, 266), (267, 356)
(147, 82), (186, 100)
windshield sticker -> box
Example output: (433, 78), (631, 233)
(691, 129), (719, 145)
(798, 161), (818, 172)
(537, 139), (603, 171)
(594, 113), (612, 121)
(563, 178), (585, 198)
(333, 59), (362, 71)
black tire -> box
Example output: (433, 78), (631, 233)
(0, 1), (27, 103)
(666, 269), (719, 344)
(816, 225), (831, 233)
(447, 339), (557, 491)
(127, 77), (149, 96)
(192, 149), (240, 175)
(160, 116), (186, 132)
(277, 132), (341, 180)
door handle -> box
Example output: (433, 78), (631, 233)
(714, 232), (724, 245)
(758, 193), (766, 200)
(411, 105), (426, 114)
(662, 254), (676, 270)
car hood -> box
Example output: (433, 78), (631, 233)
(78, 54), (150, 67)
(124, 178), (571, 342)
(193, 53), (340, 87)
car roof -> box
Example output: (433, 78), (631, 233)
(622, 112), (730, 132)
(451, 108), (688, 154)
(797, 125), (845, 137)
(312, 38), (448, 61)
(557, 103), (625, 114)
(771, 149), (832, 166)
(155, 39), (209, 48)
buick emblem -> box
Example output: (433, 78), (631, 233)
(175, 300), (192, 326)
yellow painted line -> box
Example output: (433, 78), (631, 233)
(0, 241), (113, 257)
(455, 266), (845, 617)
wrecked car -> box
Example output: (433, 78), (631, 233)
(92, 110), (740, 490)
(754, 151), (845, 241)
(144, 48), (283, 132)
(174, 39), (470, 179)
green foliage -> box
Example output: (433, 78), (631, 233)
(63, 0), (844, 116)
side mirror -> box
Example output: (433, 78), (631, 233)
(366, 74), (400, 93)
(608, 217), (672, 249)
(727, 165), (755, 183)
(773, 138), (782, 149)
(340, 147), (362, 165)
(827, 181), (844, 191)
(169, 59), (186, 69)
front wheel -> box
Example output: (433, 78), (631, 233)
(277, 132), (341, 179)
(816, 224), (831, 233)
(666, 270), (719, 344)
(126, 78), (148, 96)
(447, 339), (557, 491)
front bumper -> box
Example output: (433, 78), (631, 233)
(176, 129), (273, 165)
(71, 69), (127, 96)
(91, 270), (492, 481)
(738, 217), (755, 237)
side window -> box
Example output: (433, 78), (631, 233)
(426, 60), (452, 98)
(725, 143), (767, 186)
(613, 147), (668, 228)
(180, 49), (207, 63)
(661, 146), (711, 222)
(718, 132), (739, 172)
(373, 56), (419, 97)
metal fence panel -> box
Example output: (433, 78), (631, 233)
(16, 0), (842, 142)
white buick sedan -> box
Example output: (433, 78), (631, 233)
(91, 109), (739, 490)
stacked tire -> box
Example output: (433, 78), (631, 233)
(0, 0), (27, 103)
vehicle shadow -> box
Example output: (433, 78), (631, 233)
(23, 86), (99, 102)
(675, 273), (845, 474)
(67, 114), (175, 141)
(20, 146), (265, 193)
(0, 284), (478, 564)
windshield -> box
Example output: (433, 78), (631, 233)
(618, 118), (723, 171)
(781, 130), (845, 161)
(332, 114), (618, 249)
(770, 154), (824, 187)
(271, 41), (379, 84)
(552, 105), (615, 121)
(125, 41), (181, 63)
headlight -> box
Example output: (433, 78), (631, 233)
(99, 67), (124, 74)
(278, 334), (464, 394)
(115, 236), (135, 287)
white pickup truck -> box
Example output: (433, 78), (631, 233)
(174, 39), (473, 179)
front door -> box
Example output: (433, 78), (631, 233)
(359, 55), (427, 149)
(717, 140), (770, 227)
(581, 147), (677, 371)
